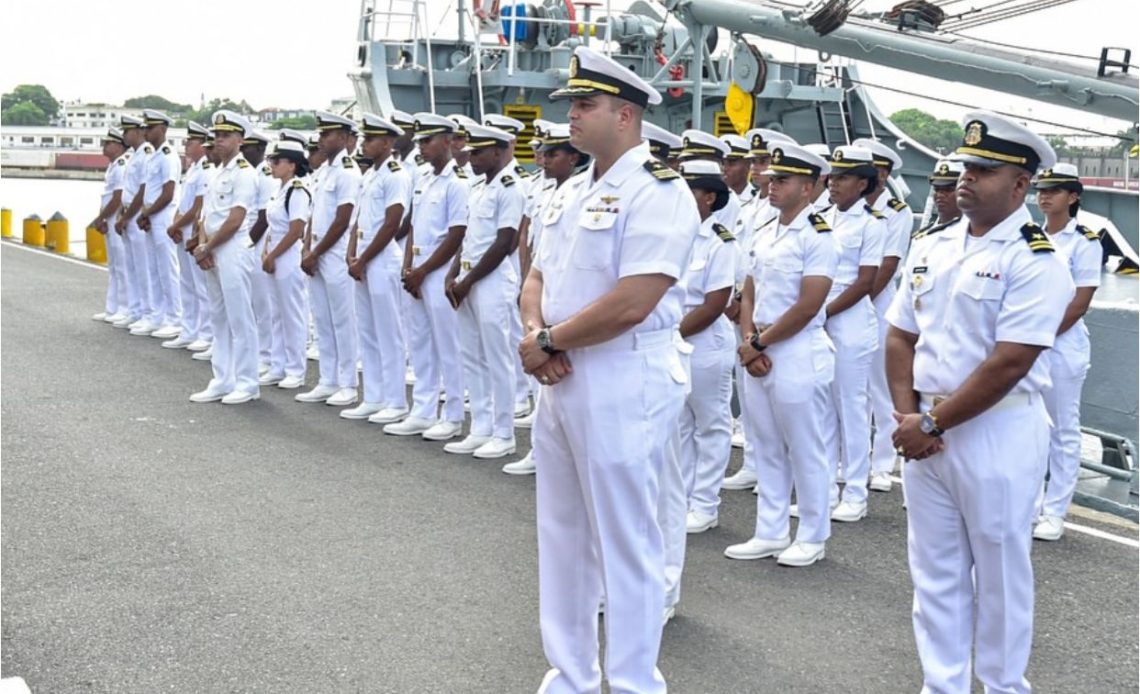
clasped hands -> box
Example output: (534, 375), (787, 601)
(736, 334), (773, 377)
(519, 328), (572, 386)
(890, 412), (945, 461)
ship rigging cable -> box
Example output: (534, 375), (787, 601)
(940, 32), (1139, 69)
(940, 0), (1076, 30)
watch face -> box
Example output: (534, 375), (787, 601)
(920, 414), (935, 434)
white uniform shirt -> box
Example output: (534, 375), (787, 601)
(254, 160), (276, 211)
(1049, 218), (1102, 364)
(310, 149), (361, 251)
(533, 141), (698, 332)
(202, 155), (257, 240)
(102, 152), (129, 209)
(713, 191), (741, 234)
(142, 140), (180, 209)
(748, 205), (838, 331)
(887, 205), (1074, 396)
(177, 156), (211, 216)
(461, 166), (526, 273)
(265, 177), (311, 257)
(123, 142), (153, 206)
(682, 215), (737, 345)
(410, 162), (470, 256)
(356, 157), (412, 250)
(822, 203), (886, 298)
(525, 177), (559, 253)
(869, 192), (913, 264)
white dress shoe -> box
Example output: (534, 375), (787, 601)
(92, 311), (107, 321)
(325, 388), (359, 407)
(258, 372), (285, 386)
(473, 437), (516, 459)
(513, 401), (532, 418)
(189, 387), (227, 403)
(221, 389), (259, 405)
(831, 500), (868, 523)
(514, 408), (537, 429)
(294, 384), (339, 403)
(383, 416), (437, 436)
(191, 346), (214, 361)
(106, 311), (129, 324)
(663, 605), (676, 625)
(368, 406), (409, 424)
(722, 468), (758, 490)
(790, 500), (839, 519)
(112, 315), (136, 328)
(869, 472), (893, 492)
(685, 510), (719, 534)
(502, 451), (536, 475)
(443, 434), (492, 455)
(339, 402), (384, 420)
(776, 541), (826, 567)
(731, 418), (745, 449)
(185, 339), (211, 352)
(1033, 515), (1065, 541)
(129, 320), (157, 336)
(258, 361), (271, 376)
(724, 536), (791, 560)
(306, 345), (319, 361)
(277, 375), (305, 390)
(404, 365), (416, 385)
(162, 336), (193, 349)
(422, 420), (463, 441)
(151, 324), (181, 339)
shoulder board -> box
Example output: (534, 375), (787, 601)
(236, 159), (250, 169)
(513, 165), (529, 178)
(414, 154), (425, 166)
(341, 156), (356, 168)
(888, 197), (908, 212)
(291, 179), (305, 189)
(1077, 224), (1101, 241)
(386, 159), (402, 172)
(643, 160), (680, 181)
(864, 204), (886, 220)
(1020, 223), (1054, 253)
(501, 174), (515, 188)
(142, 144), (154, 153)
(713, 223), (735, 242)
(453, 164), (468, 179)
(912, 216), (958, 240)
(809, 213), (831, 233)
(201, 161), (213, 169)
(260, 163), (271, 175)
(161, 145), (171, 155)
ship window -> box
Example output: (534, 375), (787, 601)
(60, 137), (74, 146)
(41, 136), (54, 144)
(80, 137), (94, 145)
(22, 136), (34, 143)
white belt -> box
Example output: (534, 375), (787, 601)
(585, 327), (676, 354)
(920, 391), (1037, 413)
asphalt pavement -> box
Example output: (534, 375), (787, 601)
(2, 241), (1137, 694)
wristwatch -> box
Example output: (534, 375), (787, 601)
(919, 412), (944, 437)
(537, 326), (559, 355)
(749, 332), (767, 353)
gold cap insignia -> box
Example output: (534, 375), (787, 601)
(751, 134), (762, 148)
(937, 163), (950, 175)
(771, 148), (783, 163)
(214, 114), (225, 125)
(1041, 168), (1053, 178)
(569, 55), (579, 78)
(964, 121), (985, 146)
(832, 150), (844, 161)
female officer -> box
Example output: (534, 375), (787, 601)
(260, 140), (312, 390)
(1032, 163), (1101, 541)
(820, 146), (885, 523)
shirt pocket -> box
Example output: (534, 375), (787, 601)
(572, 210), (617, 270)
(960, 276), (1003, 302)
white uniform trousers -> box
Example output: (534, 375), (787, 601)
(745, 332), (834, 544)
(104, 227), (129, 315)
(510, 302), (532, 407)
(251, 234), (276, 366)
(177, 245), (208, 341)
(268, 249), (307, 379)
(406, 265), (465, 423)
(456, 265), (517, 439)
(204, 241), (260, 394)
(822, 296), (879, 505)
(310, 250), (359, 389)
(122, 217), (153, 321)
(146, 209), (181, 326)
(534, 329), (684, 694)
(660, 335), (693, 610)
(681, 336), (735, 517)
(869, 286), (899, 475)
(354, 254), (406, 407)
(904, 393), (1048, 694)
(1038, 349), (1089, 519)
(734, 332), (758, 478)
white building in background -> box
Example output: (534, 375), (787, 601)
(56, 102), (132, 130)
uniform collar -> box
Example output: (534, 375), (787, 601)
(698, 214), (717, 238)
(223, 154), (248, 171)
(779, 204), (816, 232)
(1050, 217), (1079, 236)
(487, 165), (512, 187)
(964, 204), (1032, 244)
(588, 141), (652, 188)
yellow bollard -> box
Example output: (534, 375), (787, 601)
(86, 226), (107, 264)
(47, 212), (69, 254)
(1, 208), (12, 238)
(22, 214), (45, 247)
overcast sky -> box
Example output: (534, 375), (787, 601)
(2, 0), (1136, 137)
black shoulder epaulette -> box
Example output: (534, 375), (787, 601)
(291, 179), (305, 189)
(864, 204), (886, 220)
(1020, 222), (1054, 253)
(453, 164), (468, 179)
(888, 197), (908, 212)
(1077, 224), (1101, 241)
(260, 163), (271, 175)
(414, 154), (425, 166)
(713, 223), (735, 242)
(142, 143), (154, 154)
(513, 165), (529, 179)
(387, 159), (402, 172)
(341, 156), (355, 169)
(912, 216), (958, 240)
(643, 160), (679, 181)
(809, 213), (831, 233)
(161, 145), (171, 155)
(201, 161), (213, 169)
(501, 174), (515, 188)
(236, 159), (250, 169)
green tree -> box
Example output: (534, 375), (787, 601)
(1, 84), (59, 120)
(124, 94), (192, 113)
(889, 108), (962, 154)
(184, 97), (253, 126)
(1046, 135), (1071, 157)
(1, 101), (49, 125)
(1110, 125), (1138, 155)
(267, 115), (317, 130)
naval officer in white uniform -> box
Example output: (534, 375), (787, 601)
(114, 114), (156, 333)
(886, 111), (1071, 694)
(163, 121), (214, 351)
(137, 109), (183, 339)
(89, 127), (131, 325)
(518, 46), (697, 694)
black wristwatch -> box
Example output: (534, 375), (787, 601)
(537, 326), (559, 355)
(749, 332), (767, 353)
(919, 412), (944, 438)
